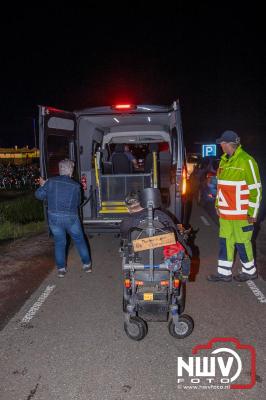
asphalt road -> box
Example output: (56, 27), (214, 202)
(0, 204), (266, 400)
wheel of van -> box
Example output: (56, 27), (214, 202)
(124, 317), (148, 341)
(168, 315), (194, 339)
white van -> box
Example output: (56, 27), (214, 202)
(38, 101), (188, 233)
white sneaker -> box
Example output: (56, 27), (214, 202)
(58, 268), (66, 278)
(83, 263), (92, 273)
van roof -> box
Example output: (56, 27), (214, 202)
(75, 104), (172, 116)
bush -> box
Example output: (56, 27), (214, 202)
(0, 193), (44, 224)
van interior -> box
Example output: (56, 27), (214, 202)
(76, 110), (176, 224)
(43, 104), (184, 232)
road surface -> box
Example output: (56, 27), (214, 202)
(0, 203), (265, 399)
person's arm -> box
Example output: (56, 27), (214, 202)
(35, 178), (48, 200)
(132, 158), (139, 169)
(126, 151), (139, 169)
(244, 158), (262, 223)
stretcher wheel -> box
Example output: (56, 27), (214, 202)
(168, 315), (194, 339)
(124, 316), (148, 341)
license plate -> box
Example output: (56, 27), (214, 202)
(144, 293), (154, 301)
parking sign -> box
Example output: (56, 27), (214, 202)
(202, 144), (216, 157)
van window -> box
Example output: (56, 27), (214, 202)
(46, 134), (74, 176)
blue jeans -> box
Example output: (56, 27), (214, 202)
(48, 213), (91, 270)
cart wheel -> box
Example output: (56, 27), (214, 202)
(124, 316), (148, 341)
(168, 315), (194, 339)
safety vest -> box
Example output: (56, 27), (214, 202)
(216, 146), (262, 220)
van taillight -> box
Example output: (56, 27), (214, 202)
(182, 169), (187, 195)
(112, 104), (136, 110)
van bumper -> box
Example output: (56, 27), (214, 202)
(83, 219), (122, 234)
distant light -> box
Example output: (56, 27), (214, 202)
(147, 116), (151, 122)
(113, 118), (120, 123)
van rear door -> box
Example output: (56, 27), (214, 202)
(170, 100), (186, 222)
(38, 106), (77, 178)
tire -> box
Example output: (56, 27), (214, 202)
(124, 316), (148, 341)
(168, 314), (194, 339)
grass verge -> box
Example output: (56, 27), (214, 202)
(0, 221), (46, 241)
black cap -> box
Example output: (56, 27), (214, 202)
(216, 130), (240, 144)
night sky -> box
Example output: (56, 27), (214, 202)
(0, 4), (265, 157)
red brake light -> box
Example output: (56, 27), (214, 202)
(173, 279), (180, 288)
(112, 104), (136, 110)
(124, 279), (131, 288)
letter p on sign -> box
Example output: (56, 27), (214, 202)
(202, 144), (217, 157)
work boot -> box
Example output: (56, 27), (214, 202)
(207, 273), (232, 282)
(234, 272), (258, 282)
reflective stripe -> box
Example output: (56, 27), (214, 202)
(241, 266), (256, 275)
(218, 260), (233, 267)
(240, 259), (255, 268)
(240, 199), (249, 205)
(248, 159), (260, 218)
(240, 190), (249, 195)
(236, 184), (240, 210)
(218, 180), (246, 186)
(218, 267), (232, 276)
(248, 201), (260, 208)
(248, 183), (261, 190)
(219, 209), (247, 215)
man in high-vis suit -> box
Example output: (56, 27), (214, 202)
(207, 130), (262, 282)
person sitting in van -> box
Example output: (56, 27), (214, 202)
(123, 144), (139, 170)
(111, 144), (139, 173)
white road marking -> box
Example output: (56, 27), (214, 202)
(21, 285), (56, 323)
(246, 280), (266, 304)
(200, 216), (211, 226)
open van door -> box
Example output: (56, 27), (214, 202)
(38, 106), (78, 179)
(170, 100), (186, 222)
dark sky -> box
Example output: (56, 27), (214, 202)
(0, 3), (265, 154)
